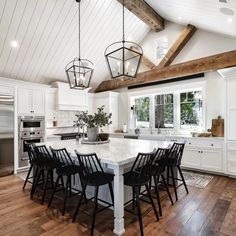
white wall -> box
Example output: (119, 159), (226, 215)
(115, 21), (234, 132)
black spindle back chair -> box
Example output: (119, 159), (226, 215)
(30, 145), (57, 204)
(73, 151), (114, 236)
(150, 147), (173, 216)
(22, 143), (38, 191)
(166, 142), (188, 201)
(48, 147), (81, 215)
(123, 149), (158, 236)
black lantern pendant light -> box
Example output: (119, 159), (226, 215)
(104, 0), (143, 80)
(65, 0), (93, 89)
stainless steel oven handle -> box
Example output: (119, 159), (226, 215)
(21, 157), (29, 161)
(21, 137), (43, 140)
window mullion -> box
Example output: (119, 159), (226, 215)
(174, 92), (180, 133)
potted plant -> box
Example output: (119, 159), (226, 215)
(74, 106), (112, 141)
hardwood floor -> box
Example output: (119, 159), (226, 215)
(0, 174), (236, 236)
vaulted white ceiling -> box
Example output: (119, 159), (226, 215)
(146, 0), (236, 38)
(0, 0), (236, 89)
(0, 0), (149, 88)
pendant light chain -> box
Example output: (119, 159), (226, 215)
(122, 0), (125, 42)
(78, 0), (81, 60)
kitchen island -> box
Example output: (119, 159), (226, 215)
(40, 137), (172, 235)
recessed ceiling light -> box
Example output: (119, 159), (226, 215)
(11, 40), (18, 48)
(227, 18), (233, 23)
(178, 16), (182, 20)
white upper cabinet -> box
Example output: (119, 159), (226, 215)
(54, 82), (89, 111)
(18, 88), (44, 115)
(89, 91), (119, 133)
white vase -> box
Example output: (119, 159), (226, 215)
(87, 127), (99, 141)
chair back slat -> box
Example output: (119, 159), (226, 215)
(168, 142), (185, 165)
(151, 147), (170, 175)
(27, 143), (37, 163)
(75, 151), (104, 179)
(50, 147), (74, 167)
(129, 149), (156, 182)
(34, 145), (53, 165)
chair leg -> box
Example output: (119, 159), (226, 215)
(73, 184), (87, 222)
(23, 165), (33, 191)
(170, 166), (178, 201)
(48, 175), (60, 207)
(49, 170), (54, 189)
(177, 166), (189, 194)
(62, 176), (69, 216)
(31, 169), (42, 199)
(145, 184), (159, 221)
(132, 186), (135, 210)
(41, 170), (50, 205)
(167, 166), (170, 185)
(91, 186), (99, 236)
(154, 175), (162, 217)
(108, 182), (114, 205)
(134, 186), (144, 236)
(60, 176), (65, 190)
(161, 174), (173, 205)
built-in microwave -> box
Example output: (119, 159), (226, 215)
(18, 116), (45, 132)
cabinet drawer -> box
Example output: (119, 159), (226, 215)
(227, 160), (236, 175)
(185, 140), (223, 149)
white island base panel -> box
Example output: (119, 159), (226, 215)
(40, 138), (172, 235)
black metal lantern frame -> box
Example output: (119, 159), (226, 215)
(65, 0), (94, 89)
(104, 0), (143, 80)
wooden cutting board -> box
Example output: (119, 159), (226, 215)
(211, 117), (224, 137)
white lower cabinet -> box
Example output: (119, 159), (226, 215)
(182, 148), (201, 169)
(181, 141), (224, 173)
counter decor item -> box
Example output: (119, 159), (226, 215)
(191, 131), (212, 137)
(209, 116), (224, 137)
(74, 105), (112, 141)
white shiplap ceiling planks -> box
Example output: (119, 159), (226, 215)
(146, 0), (236, 38)
(0, 0), (150, 88)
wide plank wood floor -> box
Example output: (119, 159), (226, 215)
(0, 174), (236, 236)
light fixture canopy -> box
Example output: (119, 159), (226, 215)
(104, 0), (143, 80)
(65, 0), (93, 89)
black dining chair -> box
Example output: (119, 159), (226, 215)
(48, 147), (81, 216)
(73, 151), (114, 236)
(149, 147), (174, 217)
(123, 149), (159, 236)
(166, 142), (189, 201)
(30, 145), (60, 204)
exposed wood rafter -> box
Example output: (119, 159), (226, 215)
(157, 24), (197, 68)
(117, 0), (164, 31)
(130, 46), (156, 69)
(95, 50), (236, 93)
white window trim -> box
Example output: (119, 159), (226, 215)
(128, 79), (206, 134)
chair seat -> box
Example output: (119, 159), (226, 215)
(84, 172), (114, 186)
(124, 172), (150, 186)
(57, 165), (81, 176)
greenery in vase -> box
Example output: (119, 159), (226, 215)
(74, 105), (112, 129)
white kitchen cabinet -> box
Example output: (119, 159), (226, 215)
(90, 91), (119, 133)
(18, 88), (44, 115)
(45, 89), (57, 120)
(182, 148), (201, 169)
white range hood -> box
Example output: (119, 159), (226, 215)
(53, 82), (90, 111)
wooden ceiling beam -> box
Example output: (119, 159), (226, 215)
(117, 0), (164, 31)
(157, 24), (197, 68)
(130, 46), (156, 69)
(95, 50), (236, 93)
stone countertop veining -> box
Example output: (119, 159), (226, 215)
(40, 138), (172, 166)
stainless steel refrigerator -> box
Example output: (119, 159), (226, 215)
(0, 95), (14, 176)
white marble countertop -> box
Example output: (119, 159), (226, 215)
(110, 132), (224, 141)
(0, 133), (14, 139)
(41, 138), (172, 166)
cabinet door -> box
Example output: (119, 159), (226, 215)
(181, 148), (201, 169)
(228, 109), (236, 140)
(18, 88), (31, 114)
(201, 149), (223, 172)
(31, 89), (44, 115)
(45, 90), (57, 120)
